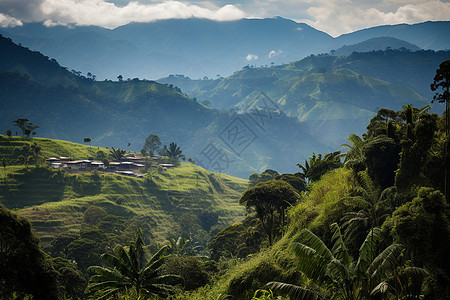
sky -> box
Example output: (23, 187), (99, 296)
(0, 0), (449, 36)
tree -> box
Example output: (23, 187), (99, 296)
(5, 129), (12, 137)
(340, 134), (365, 173)
(297, 151), (342, 183)
(431, 60), (450, 134)
(248, 169), (280, 188)
(83, 137), (91, 146)
(239, 180), (299, 245)
(362, 136), (400, 189)
(109, 147), (126, 161)
(142, 134), (161, 156)
(86, 229), (180, 299)
(267, 223), (428, 300)
(12, 118), (39, 137)
(169, 237), (201, 257)
(340, 171), (394, 245)
(0, 205), (59, 299)
(117, 74), (123, 81)
(162, 142), (185, 161)
(275, 173), (307, 194)
(430, 60), (450, 201)
(383, 187), (450, 297)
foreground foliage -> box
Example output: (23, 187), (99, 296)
(268, 223), (428, 299)
(86, 229), (180, 299)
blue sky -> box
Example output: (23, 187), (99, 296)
(0, 0), (449, 36)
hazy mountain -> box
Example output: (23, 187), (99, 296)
(335, 21), (450, 50)
(0, 17), (333, 80)
(159, 49), (450, 145)
(1, 18), (449, 81)
(332, 37), (421, 56)
(0, 34), (327, 178)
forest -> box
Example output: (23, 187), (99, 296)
(0, 59), (449, 300)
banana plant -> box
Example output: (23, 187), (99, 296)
(267, 223), (427, 300)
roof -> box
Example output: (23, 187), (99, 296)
(65, 160), (91, 164)
(159, 164), (175, 167)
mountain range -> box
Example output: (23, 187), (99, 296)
(0, 34), (326, 178)
(1, 18), (450, 178)
(1, 18), (449, 80)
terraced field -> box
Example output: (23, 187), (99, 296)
(0, 135), (247, 246)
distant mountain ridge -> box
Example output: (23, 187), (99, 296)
(0, 34), (326, 178)
(158, 49), (450, 145)
(332, 37), (421, 56)
(1, 18), (449, 80)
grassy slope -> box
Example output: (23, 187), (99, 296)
(0, 135), (247, 244)
(183, 168), (356, 299)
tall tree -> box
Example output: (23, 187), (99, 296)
(239, 180), (299, 245)
(142, 134), (161, 156)
(86, 229), (180, 299)
(12, 118), (39, 137)
(83, 137), (91, 146)
(430, 60), (450, 201)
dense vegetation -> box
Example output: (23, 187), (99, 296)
(1, 99), (448, 299)
(1, 25), (449, 300)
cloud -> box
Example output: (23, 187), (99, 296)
(0, 0), (449, 36)
(246, 54), (258, 61)
(0, 13), (23, 27)
(268, 50), (283, 58)
(305, 0), (450, 36)
(1, 0), (246, 28)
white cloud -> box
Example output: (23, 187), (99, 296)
(268, 50), (282, 58)
(0, 13), (23, 27)
(42, 0), (246, 28)
(246, 53), (258, 61)
(304, 0), (450, 36)
(1, 0), (450, 36)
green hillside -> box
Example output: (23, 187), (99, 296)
(0, 34), (330, 178)
(0, 135), (247, 246)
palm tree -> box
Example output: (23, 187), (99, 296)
(164, 142), (185, 161)
(169, 237), (201, 257)
(340, 172), (393, 244)
(340, 134), (364, 166)
(267, 223), (427, 300)
(297, 152), (342, 183)
(86, 230), (180, 299)
(109, 147), (126, 161)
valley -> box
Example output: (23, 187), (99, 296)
(0, 14), (449, 300)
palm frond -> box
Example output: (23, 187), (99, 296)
(370, 281), (392, 296)
(330, 223), (350, 266)
(291, 243), (329, 282)
(299, 229), (334, 262)
(367, 244), (403, 283)
(266, 281), (322, 300)
(356, 227), (381, 275)
(327, 258), (351, 282)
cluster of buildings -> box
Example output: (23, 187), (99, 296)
(46, 156), (147, 177)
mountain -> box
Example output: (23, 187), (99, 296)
(0, 18), (333, 80)
(159, 49), (450, 145)
(335, 21), (450, 50)
(332, 37), (421, 56)
(1, 18), (449, 81)
(0, 34), (327, 178)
